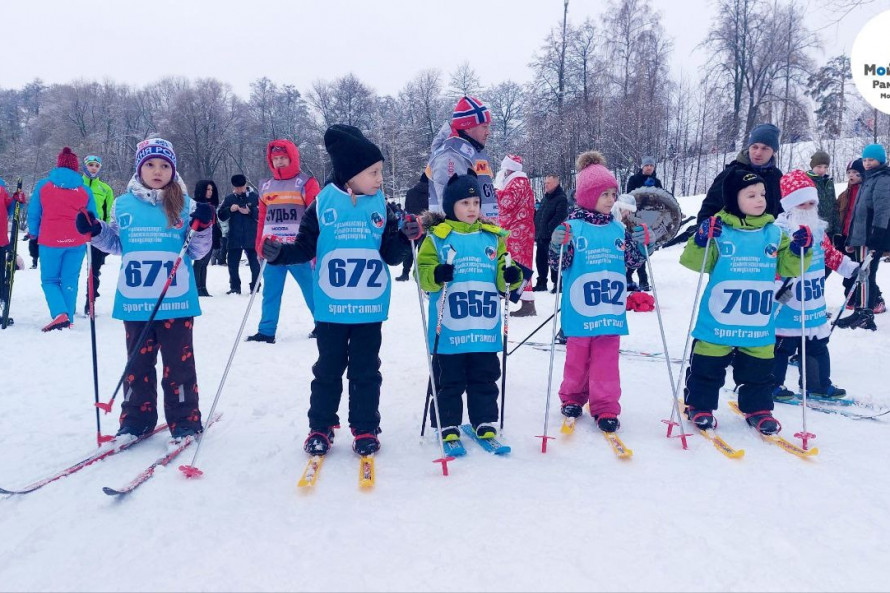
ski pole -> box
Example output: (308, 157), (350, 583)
(1, 179), (23, 330)
(640, 233), (690, 448)
(499, 254), (512, 432)
(96, 224), (200, 414)
(670, 219), (716, 424)
(507, 310), (558, 355)
(794, 241), (815, 450)
(180, 258), (268, 478)
(412, 239), (455, 476)
(85, 237), (113, 447)
(829, 250), (875, 336)
(538, 227), (568, 453)
(414, 240), (434, 439)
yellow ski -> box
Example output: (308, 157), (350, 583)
(560, 417), (576, 434)
(728, 401), (818, 459)
(359, 456), (375, 489)
(602, 432), (633, 459)
(678, 397), (745, 459)
(297, 455), (325, 489)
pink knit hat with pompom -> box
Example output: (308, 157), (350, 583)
(575, 151), (618, 210)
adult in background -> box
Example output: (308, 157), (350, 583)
(495, 154), (536, 316)
(426, 96), (496, 219)
(807, 150), (841, 254)
(28, 147), (97, 331)
(534, 174), (568, 292)
(193, 179), (221, 297)
(625, 156), (663, 192)
(1, 179), (27, 323)
(246, 139), (318, 343)
(81, 155), (115, 314)
(217, 174), (260, 294)
(698, 123), (784, 222)
(395, 172), (429, 281)
(841, 144), (889, 327)
(837, 159), (865, 250)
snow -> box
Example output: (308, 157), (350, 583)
(2, 194), (889, 592)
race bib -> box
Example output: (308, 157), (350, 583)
(707, 280), (774, 326)
(568, 271), (627, 317)
(118, 251), (189, 300)
(318, 248), (387, 300)
(443, 280), (501, 331)
(784, 272), (825, 311)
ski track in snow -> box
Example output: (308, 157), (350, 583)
(1, 192), (889, 591)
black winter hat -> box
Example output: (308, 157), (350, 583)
(722, 169), (765, 218)
(231, 174), (247, 187)
(324, 124), (384, 187)
(443, 169), (481, 220)
(846, 158), (866, 177)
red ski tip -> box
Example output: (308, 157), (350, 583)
(95, 402), (112, 413)
(536, 435), (555, 453)
(178, 465), (203, 478)
(433, 456), (454, 476)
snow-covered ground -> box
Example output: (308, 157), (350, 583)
(1, 192), (889, 592)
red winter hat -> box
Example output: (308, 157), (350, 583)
(451, 96), (491, 132)
(57, 147), (79, 171)
(780, 169), (818, 211)
(575, 151), (618, 210)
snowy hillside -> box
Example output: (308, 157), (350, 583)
(1, 192), (889, 592)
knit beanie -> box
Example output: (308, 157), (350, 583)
(747, 123), (781, 151)
(809, 150), (830, 169)
(134, 138), (176, 178)
(442, 169), (482, 220)
(722, 169), (765, 218)
(846, 158), (866, 177)
(231, 174), (247, 187)
(324, 124), (384, 187)
(57, 147), (79, 172)
(451, 96), (492, 132)
(780, 170), (818, 211)
(862, 143), (887, 164)
(574, 151), (618, 210)
(641, 156), (656, 167)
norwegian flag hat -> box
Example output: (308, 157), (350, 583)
(779, 169), (818, 210)
(451, 96), (492, 131)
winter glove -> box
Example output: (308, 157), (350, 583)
(851, 263), (870, 283)
(550, 223), (571, 246)
(433, 264), (454, 284)
(11, 190), (26, 203)
(190, 202), (215, 231)
(774, 278), (794, 305)
(261, 235), (283, 262)
(75, 210), (102, 237)
(632, 224), (652, 249)
(401, 214), (423, 241)
(790, 225), (813, 256)
(503, 265), (521, 285)
(693, 217), (722, 247)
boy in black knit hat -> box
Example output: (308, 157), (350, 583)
(262, 124), (420, 457)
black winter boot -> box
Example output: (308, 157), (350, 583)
(745, 410), (781, 435)
(304, 428), (335, 456)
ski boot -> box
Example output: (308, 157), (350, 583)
(116, 422), (155, 439)
(474, 423), (497, 440)
(685, 406), (716, 430)
(772, 386), (796, 402)
(246, 332), (276, 344)
(594, 414), (620, 433)
(745, 410), (782, 435)
(874, 296), (886, 314)
(555, 329), (567, 345)
(836, 308), (876, 330)
(42, 313), (71, 332)
(807, 384), (846, 400)
(304, 428), (335, 456)
(561, 403), (583, 418)
(170, 422), (203, 444)
(440, 426), (461, 442)
(352, 427), (381, 456)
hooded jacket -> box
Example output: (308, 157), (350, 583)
(699, 150), (784, 223)
(847, 163), (890, 251)
(28, 167), (96, 248)
(82, 174), (115, 223)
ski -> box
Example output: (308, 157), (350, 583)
(775, 397), (889, 420)
(459, 424), (511, 455)
(524, 342), (683, 364)
(297, 455), (325, 489)
(442, 439), (467, 457)
(2, 180), (23, 330)
(678, 398), (744, 458)
(359, 456), (375, 488)
(560, 417), (576, 434)
(0, 424), (168, 496)
(727, 401), (818, 459)
(103, 414), (221, 497)
(602, 432), (633, 459)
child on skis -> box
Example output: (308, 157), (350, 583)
(680, 169), (812, 435)
(260, 124), (417, 457)
(772, 170), (864, 402)
(550, 152), (652, 432)
(417, 170), (523, 441)
(76, 138), (215, 439)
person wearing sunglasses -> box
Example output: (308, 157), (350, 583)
(82, 155), (115, 315)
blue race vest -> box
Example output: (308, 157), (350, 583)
(112, 194), (201, 321)
(693, 224), (782, 347)
(774, 229), (827, 330)
(559, 219), (629, 337)
(314, 185), (390, 324)
(428, 228), (502, 353)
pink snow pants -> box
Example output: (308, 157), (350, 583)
(558, 335), (621, 417)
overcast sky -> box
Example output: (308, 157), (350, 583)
(2, 0), (885, 98)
